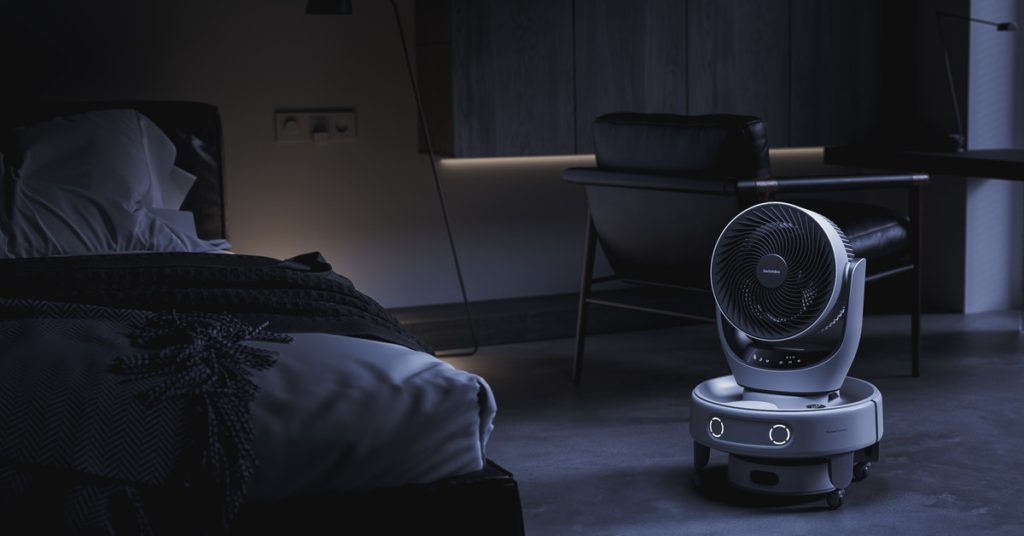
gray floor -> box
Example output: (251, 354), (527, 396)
(443, 311), (1024, 535)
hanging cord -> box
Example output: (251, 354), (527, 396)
(389, 0), (478, 356)
(935, 11), (965, 151)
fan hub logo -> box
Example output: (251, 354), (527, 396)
(756, 254), (788, 288)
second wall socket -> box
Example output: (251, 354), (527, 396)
(275, 110), (357, 143)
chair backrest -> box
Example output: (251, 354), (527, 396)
(587, 113), (771, 288)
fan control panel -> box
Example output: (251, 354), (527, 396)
(740, 345), (830, 369)
(708, 415), (792, 447)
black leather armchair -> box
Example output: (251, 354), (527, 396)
(564, 113), (927, 384)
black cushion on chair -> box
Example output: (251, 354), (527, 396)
(794, 200), (910, 263)
(593, 113), (772, 179)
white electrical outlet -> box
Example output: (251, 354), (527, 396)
(275, 113), (307, 142)
(275, 110), (356, 143)
(327, 112), (356, 140)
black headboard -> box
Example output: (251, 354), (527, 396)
(1, 101), (227, 241)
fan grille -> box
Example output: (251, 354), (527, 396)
(712, 203), (840, 340)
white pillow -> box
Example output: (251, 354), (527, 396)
(163, 165), (197, 210)
(14, 109), (174, 209)
(0, 109), (229, 258)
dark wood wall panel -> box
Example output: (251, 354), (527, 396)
(421, 0), (890, 156)
(450, 0), (575, 157)
(790, 0), (884, 147)
(574, 1), (689, 154)
(687, 0), (791, 146)
(416, 44), (454, 155)
(416, 0), (454, 155)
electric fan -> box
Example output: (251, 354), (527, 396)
(690, 202), (883, 509)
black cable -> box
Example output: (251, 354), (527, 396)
(935, 11), (966, 152)
(389, 0), (478, 357)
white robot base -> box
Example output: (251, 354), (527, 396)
(690, 375), (882, 509)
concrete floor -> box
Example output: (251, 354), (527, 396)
(443, 310), (1024, 535)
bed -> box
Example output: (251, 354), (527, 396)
(0, 101), (524, 535)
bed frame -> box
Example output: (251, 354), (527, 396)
(2, 100), (524, 535)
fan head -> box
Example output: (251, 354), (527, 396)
(711, 202), (852, 342)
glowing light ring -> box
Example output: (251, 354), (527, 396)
(770, 424), (790, 445)
(710, 417), (725, 438)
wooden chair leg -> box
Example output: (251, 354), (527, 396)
(910, 184), (923, 377)
(572, 302), (589, 384)
(573, 212), (598, 384)
(911, 299), (921, 377)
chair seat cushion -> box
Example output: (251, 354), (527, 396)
(793, 200), (909, 263)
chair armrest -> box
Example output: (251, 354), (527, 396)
(563, 168), (929, 196)
(562, 167), (739, 195)
(743, 173), (929, 195)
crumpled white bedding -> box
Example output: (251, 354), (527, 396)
(242, 332), (496, 503)
(0, 109), (230, 258)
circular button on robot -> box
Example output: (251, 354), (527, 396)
(769, 424), (790, 445)
(709, 417), (725, 438)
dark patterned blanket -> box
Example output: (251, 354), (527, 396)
(0, 252), (431, 534)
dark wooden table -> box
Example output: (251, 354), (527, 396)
(824, 146), (1024, 181)
(825, 146), (1024, 330)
